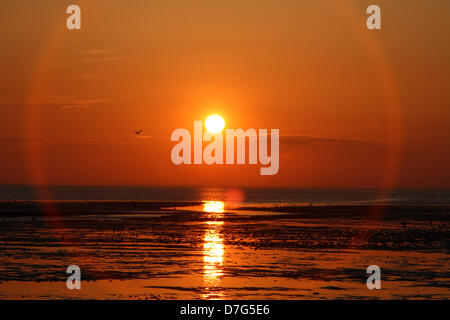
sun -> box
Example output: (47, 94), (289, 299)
(205, 115), (225, 133)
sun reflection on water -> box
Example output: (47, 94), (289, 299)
(202, 201), (225, 299)
(203, 201), (225, 213)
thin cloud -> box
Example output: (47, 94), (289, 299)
(0, 97), (20, 105)
(277, 134), (386, 155)
(0, 95), (114, 106)
(59, 105), (89, 110)
(77, 48), (120, 62)
(280, 134), (362, 145)
(255, 133), (364, 145)
(0, 138), (45, 143)
(0, 137), (151, 145)
(133, 135), (151, 140)
(76, 49), (113, 55)
(81, 56), (121, 62)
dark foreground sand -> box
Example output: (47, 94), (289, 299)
(0, 200), (202, 216)
(0, 202), (448, 299)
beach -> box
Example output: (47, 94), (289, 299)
(0, 200), (448, 299)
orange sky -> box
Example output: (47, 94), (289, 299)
(0, 0), (449, 188)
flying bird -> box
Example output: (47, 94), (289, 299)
(134, 130), (143, 135)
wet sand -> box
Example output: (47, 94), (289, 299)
(0, 202), (448, 299)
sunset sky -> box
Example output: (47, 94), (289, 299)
(0, 0), (449, 188)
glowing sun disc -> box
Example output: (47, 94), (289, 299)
(205, 115), (225, 133)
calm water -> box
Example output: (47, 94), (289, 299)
(0, 186), (448, 299)
(0, 202), (448, 299)
(1, 185), (450, 204)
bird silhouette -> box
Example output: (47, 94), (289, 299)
(134, 130), (143, 135)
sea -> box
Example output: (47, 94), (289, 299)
(0, 185), (449, 204)
(0, 185), (449, 299)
